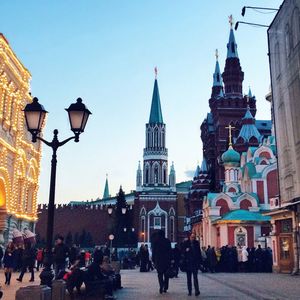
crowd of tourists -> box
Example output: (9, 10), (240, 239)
(200, 244), (273, 273)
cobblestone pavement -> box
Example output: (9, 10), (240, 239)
(115, 269), (300, 300)
(1, 269), (300, 299)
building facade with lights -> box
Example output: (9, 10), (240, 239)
(0, 33), (43, 244)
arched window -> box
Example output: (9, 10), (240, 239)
(154, 165), (159, 184)
(154, 128), (158, 147)
(145, 167), (149, 184)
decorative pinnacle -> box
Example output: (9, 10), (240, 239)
(225, 124), (235, 147)
(215, 49), (219, 60)
(229, 15), (234, 28)
(154, 66), (158, 79)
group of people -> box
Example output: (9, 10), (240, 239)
(200, 244), (273, 273)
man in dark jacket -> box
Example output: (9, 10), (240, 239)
(181, 233), (202, 296)
(151, 230), (172, 294)
(53, 236), (69, 279)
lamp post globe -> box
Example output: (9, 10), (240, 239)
(65, 98), (92, 142)
(107, 205), (113, 215)
(121, 207), (127, 215)
(23, 97), (48, 142)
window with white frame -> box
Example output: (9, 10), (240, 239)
(154, 217), (161, 229)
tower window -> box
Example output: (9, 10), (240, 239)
(154, 166), (159, 184)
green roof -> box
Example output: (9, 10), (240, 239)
(103, 177), (110, 199)
(149, 79), (164, 124)
(221, 209), (271, 222)
(222, 146), (240, 164)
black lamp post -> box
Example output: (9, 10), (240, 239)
(23, 97), (91, 286)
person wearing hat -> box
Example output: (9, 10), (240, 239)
(16, 241), (36, 282)
(53, 235), (69, 279)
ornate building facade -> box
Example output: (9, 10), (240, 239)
(185, 23), (272, 226)
(0, 33), (42, 243)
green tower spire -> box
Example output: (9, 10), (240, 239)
(103, 174), (110, 199)
(149, 68), (164, 124)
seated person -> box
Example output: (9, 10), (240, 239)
(85, 250), (114, 298)
(63, 260), (84, 296)
(101, 256), (122, 290)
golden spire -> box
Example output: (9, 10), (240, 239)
(225, 124), (235, 147)
(229, 15), (234, 28)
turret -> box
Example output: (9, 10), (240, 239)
(136, 161), (142, 191)
(169, 161), (176, 191)
(103, 174), (110, 199)
(212, 49), (224, 97)
(222, 16), (244, 97)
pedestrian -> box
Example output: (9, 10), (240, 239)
(254, 245), (264, 272)
(0, 245), (4, 269)
(85, 250), (91, 267)
(69, 244), (79, 267)
(3, 242), (15, 285)
(138, 244), (148, 272)
(16, 241), (36, 282)
(241, 246), (248, 272)
(53, 236), (69, 279)
(36, 248), (43, 271)
(172, 244), (181, 277)
(181, 233), (201, 296)
(152, 230), (172, 294)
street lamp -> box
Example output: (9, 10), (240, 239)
(23, 96), (91, 286)
(107, 205), (113, 216)
(109, 234), (115, 262)
(121, 206), (127, 215)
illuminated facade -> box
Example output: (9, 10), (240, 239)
(0, 33), (42, 244)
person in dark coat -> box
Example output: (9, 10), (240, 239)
(53, 236), (69, 279)
(16, 242), (36, 282)
(206, 246), (217, 273)
(14, 245), (23, 272)
(3, 242), (15, 285)
(255, 245), (264, 272)
(172, 244), (181, 277)
(138, 244), (148, 272)
(181, 233), (202, 296)
(152, 230), (172, 294)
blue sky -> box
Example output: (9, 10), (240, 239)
(1, 0), (282, 203)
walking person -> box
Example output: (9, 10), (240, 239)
(152, 230), (172, 294)
(36, 248), (44, 271)
(16, 241), (36, 282)
(53, 236), (69, 279)
(181, 233), (202, 296)
(241, 246), (248, 272)
(3, 242), (15, 285)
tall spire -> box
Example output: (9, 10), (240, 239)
(103, 174), (110, 199)
(213, 49), (223, 87)
(149, 68), (164, 124)
(222, 15), (244, 96)
(227, 15), (238, 58)
(212, 49), (224, 98)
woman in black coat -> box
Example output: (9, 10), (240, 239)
(152, 230), (172, 294)
(16, 242), (36, 282)
(181, 233), (202, 296)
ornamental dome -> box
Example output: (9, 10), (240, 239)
(222, 146), (240, 164)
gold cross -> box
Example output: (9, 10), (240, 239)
(215, 49), (219, 60)
(229, 15), (234, 28)
(225, 124), (235, 147)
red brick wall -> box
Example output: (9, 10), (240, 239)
(228, 226), (235, 246)
(36, 205), (121, 246)
(245, 226), (254, 247)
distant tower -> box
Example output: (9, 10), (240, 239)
(212, 49), (224, 97)
(136, 161), (142, 191)
(169, 161), (176, 191)
(143, 69), (169, 187)
(103, 174), (110, 199)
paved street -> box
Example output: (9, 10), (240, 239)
(0, 269), (300, 299)
(115, 270), (300, 300)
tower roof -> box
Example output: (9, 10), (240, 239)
(201, 158), (208, 173)
(222, 145), (240, 165)
(213, 50), (223, 87)
(194, 163), (201, 177)
(238, 107), (262, 143)
(227, 28), (239, 58)
(103, 175), (110, 199)
(149, 79), (164, 124)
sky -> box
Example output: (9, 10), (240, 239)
(0, 0), (282, 204)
